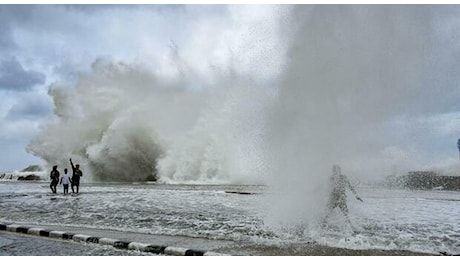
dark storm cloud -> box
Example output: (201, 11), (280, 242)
(0, 57), (46, 91)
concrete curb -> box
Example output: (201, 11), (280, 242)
(0, 222), (230, 256)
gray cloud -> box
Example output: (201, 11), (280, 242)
(6, 95), (52, 121)
(0, 24), (15, 52)
(0, 7), (15, 45)
(0, 57), (46, 91)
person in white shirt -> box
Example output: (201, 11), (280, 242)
(60, 168), (72, 195)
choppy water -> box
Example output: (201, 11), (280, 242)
(0, 181), (459, 255)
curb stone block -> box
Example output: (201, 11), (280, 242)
(62, 233), (74, 239)
(27, 228), (42, 236)
(0, 224), (7, 230)
(204, 251), (229, 256)
(128, 242), (151, 250)
(185, 249), (206, 256)
(73, 234), (92, 242)
(17, 226), (29, 234)
(113, 241), (130, 249)
(164, 246), (188, 256)
(143, 245), (166, 254)
(87, 237), (100, 243)
(39, 230), (51, 237)
(6, 224), (21, 232)
(50, 231), (66, 238)
(128, 242), (166, 254)
(99, 237), (118, 246)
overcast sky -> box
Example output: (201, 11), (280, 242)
(1, 5), (460, 175)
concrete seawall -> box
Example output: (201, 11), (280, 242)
(0, 222), (443, 256)
(0, 222), (228, 256)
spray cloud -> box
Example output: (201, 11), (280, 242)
(263, 5), (441, 233)
(27, 5), (288, 183)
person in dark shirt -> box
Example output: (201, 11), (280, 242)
(70, 158), (83, 194)
(49, 165), (60, 194)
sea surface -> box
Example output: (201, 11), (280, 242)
(0, 181), (459, 255)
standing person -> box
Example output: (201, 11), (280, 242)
(60, 168), (71, 195)
(324, 164), (363, 229)
(70, 158), (83, 194)
(49, 165), (60, 194)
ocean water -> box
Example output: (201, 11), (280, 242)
(0, 181), (459, 255)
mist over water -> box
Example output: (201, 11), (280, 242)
(26, 5), (459, 236)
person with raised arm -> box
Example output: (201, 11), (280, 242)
(70, 158), (83, 194)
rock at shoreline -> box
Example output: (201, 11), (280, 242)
(17, 174), (41, 181)
(0, 164), (44, 181)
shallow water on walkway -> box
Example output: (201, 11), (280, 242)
(0, 181), (459, 255)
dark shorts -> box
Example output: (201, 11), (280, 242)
(63, 184), (69, 189)
(50, 179), (59, 186)
(72, 179), (80, 186)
